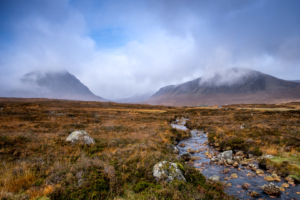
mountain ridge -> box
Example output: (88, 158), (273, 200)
(146, 68), (300, 106)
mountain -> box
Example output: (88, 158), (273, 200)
(114, 93), (152, 104)
(292, 80), (300, 83)
(1, 71), (106, 101)
(146, 68), (300, 106)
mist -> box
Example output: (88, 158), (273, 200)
(1, 0), (300, 99)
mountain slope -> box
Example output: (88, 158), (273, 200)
(146, 68), (300, 106)
(114, 93), (152, 103)
(2, 71), (106, 101)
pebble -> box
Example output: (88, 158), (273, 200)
(281, 183), (289, 188)
(231, 173), (238, 179)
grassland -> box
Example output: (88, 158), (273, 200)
(0, 98), (233, 200)
(1, 98), (299, 199)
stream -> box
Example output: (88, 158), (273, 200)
(171, 118), (300, 200)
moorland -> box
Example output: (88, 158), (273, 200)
(0, 98), (300, 199)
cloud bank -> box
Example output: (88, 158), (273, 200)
(0, 0), (300, 99)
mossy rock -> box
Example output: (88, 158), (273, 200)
(153, 161), (186, 182)
(176, 163), (185, 173)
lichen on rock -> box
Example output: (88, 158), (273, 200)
(66, 130), (95, 145)
(153, 161), (186, 183)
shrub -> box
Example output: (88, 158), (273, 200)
(184, 166), (206, 187)
(133, 181), (149, 193)
(253, 147), (262, 156)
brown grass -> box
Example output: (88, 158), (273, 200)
(2, 98), (298, 199)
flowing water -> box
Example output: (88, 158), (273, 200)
(171, 119), (300, 200)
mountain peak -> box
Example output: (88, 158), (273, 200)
(18, 70), (106, 101)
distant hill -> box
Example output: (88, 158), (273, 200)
(114, 93), (152, 104)
(146, 68), (300, 106)
(1, 71), (106, 101)
(292, 80), (300, 83)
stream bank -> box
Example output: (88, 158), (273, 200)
(171, 118), (300, 199)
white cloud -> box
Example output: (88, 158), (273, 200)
(1, 0), (300, 100)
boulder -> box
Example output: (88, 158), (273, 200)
(153, 161), (186, 183)
(249, 191), (260, 197)
(66, 130), (95, 145)
(208, 175), (220, 183)
(256, 169), (264, 175)
(233, 156), (241, 162)
(226, 159), (234, 165)
(217, 150), (232, 160)
(261, 183), (281, 196)
(231, 173), (238, 179)
(180, 153), (192, 161)
(233, 162), (239, 168)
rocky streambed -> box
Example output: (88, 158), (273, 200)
(171, 118), (300, 199)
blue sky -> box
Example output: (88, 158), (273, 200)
(0, 0), (300, 99)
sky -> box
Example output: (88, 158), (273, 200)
(0, 0), (300, 100)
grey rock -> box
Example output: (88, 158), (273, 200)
(217, 150), (232, 160)
(211, 156), (218, 162)
(153, 161), (186, 183)
(66, 130), (95, 145)
(233, 156), (242, 162)
(240, 124), (245, 129)
(208, 175), (220, 183)
(226, 159), (234, 165)
(172, 146), (179, 154)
